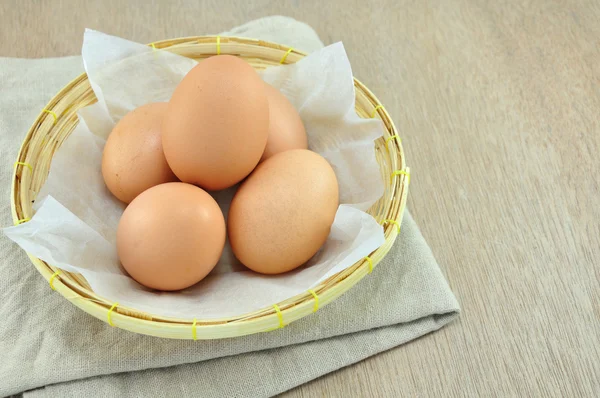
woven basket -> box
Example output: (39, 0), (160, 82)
(11, 36), (409, 339)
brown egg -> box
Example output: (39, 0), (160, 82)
(102, 102), (178, 204)
(261, 83), (307, 161)
(228, 149), (339, 274)
(162, 55), (269, 191)
(117, 182), (225, 291)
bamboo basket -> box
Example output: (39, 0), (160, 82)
(11, 36), (409, 339)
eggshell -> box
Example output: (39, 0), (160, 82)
(102, 102), (178, 204)
(162, 55), (269, 191)
(228, 149), (339, 274)
(261, 83), (307, 161)
(117, 182), (226, 291)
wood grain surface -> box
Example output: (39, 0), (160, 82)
(2, 0), (599, 396)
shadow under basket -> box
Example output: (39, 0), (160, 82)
(11, 36), (410, 340)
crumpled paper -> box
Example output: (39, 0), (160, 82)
(4, 30), (386, 319)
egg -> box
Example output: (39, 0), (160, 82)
(228, 149), (339, 274)
(117, 182), (226, 291)
(102, 102), (178, 204)
(162, 55), (269, 191)
(261, 83), (307, 161)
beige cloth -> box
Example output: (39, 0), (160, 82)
(0, 18), (459, 397)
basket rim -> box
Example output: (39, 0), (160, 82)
(11, 35), (410, 339)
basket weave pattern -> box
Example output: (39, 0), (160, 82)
(11, 36), (409, 339)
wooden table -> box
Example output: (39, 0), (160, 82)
(2, 1), (599, 396)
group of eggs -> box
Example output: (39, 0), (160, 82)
(102, 55), (339, 291)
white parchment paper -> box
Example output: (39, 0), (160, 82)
(4, 30), (386, 319)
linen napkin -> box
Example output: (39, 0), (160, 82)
(0, 16), (459, 398)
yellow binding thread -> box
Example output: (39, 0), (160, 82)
(273, 304), (284, 328)
(43, 109), (58, 124)
(15, 218), (30, 225)
(391, 169), (411, 185)
(365, 256), (374, 274)
(280, 48), (293, 64)
(308, 289), (319, 313)
(216, 36), (221, 55)
(385, 134), (400, 148)
(150, 43), (159, 59)
(192, 318), (198, 340)
(14, 161), (32, 172)
(370, 105), (384, 118)
(107, 303), (119, 327)
(383, 219), (401, 234)
(49, 270), (61, 291)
